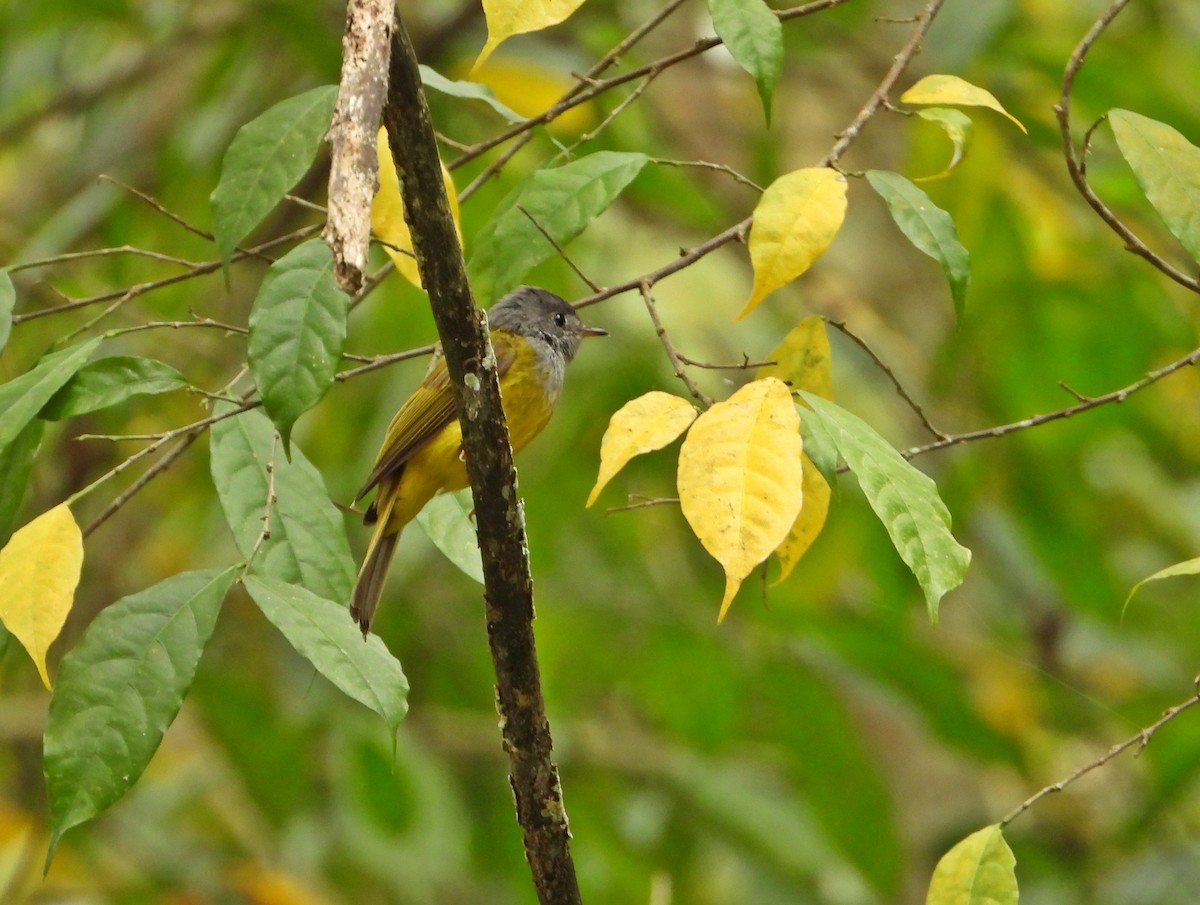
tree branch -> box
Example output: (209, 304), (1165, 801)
(324, 0), (393, 294)
(383, 14), (581, 905)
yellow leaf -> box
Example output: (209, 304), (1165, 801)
(773, 454), (831, 584)
(588, 391), (697, 507)
(0, 504), (83, 690)
(474, 0), (590, 72)
(926, 824), (1018, 905)
(901, 74), (1027, 134)
(678, 378), (803, 622)
(740, 168), (848, 319)
(756, 315), (833, 399)
(466, 57), (597, 134)
(371, 128), (462, 288)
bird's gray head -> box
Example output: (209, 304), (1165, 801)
(487, 286), (606, 362)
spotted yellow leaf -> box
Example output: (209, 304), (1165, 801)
(474, 0), (589, 72)
(587, 391), (697, 507)
(756, 315), (832, 399)
(0, 504), (83, 689)
(901, 74), (1026, 134)
(678, 378), (803, 622)
(774, 454), (831, 584)
(372, 128), (461, 288)
(740, 168), (847, 319)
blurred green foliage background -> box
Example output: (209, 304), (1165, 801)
(2, 0), (1200, 903)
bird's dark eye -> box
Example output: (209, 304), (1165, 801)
(554, 311), (568, 328)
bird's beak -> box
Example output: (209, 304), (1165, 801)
(578, 324), (608, 338)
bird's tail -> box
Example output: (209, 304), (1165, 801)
(350, 497), (400, 636)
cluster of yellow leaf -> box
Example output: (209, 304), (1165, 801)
(588, 318), (833, 622)
(0, 504), (82, 689)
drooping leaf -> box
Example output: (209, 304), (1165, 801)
(866, 170), (970, 319)
(707, 0), (783, 122)
(247, 240), (349, 454)
(801, 393), (970, 624)
(925, 824), (1018, 905)
(43, 567), (236, 857)
(0, 419), (43, 545)
(900, 74), (1026, 133)
(1109, 109), (1200, 265)
(372, 128), (462, 288)
(415, 488), (483, 584)
(678, 378), (804, 622)
(210, 85), (338, 267)
(740, 168), (848, 318)
(0, 269), (13, 352)
(468, 151), (647, 304)
(243, 576), (408, 733)
(474, 0), (589, 71)
(774, 455), (831, 584)
(419, 64), (523, 123)
(588, 391), (698, 507)
(39, 356), (187, 420)
(916, 107), (973, 179)
(0, 503), (82, 689)
(1124, 555), (1200, 615)
(209, 405), (356, 604)
(757, 316), (833, 399)
(0, 338), (102, 450)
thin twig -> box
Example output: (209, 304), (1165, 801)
(1054, 0), (1200, 293)
(651, 158), (764, 192)
(12, 225), (323, 325)
(9, 245), (200, 273)
(903, 346), (1200, 460)
(99, 176), (219, 243)
(827, 319), (947, 440)
(516, 205), (601, 292)
(999, 679), (1200, 827)
(822, 0), (945, 167)
(641, 282), (713, 407)
(677, 353), (776, 371)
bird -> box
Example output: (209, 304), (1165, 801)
(350, 286), (606, 633)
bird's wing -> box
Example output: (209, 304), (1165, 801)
(355, 336), (519, 501)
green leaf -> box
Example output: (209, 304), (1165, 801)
(0, 419), (43, 546)
(243, 576), (408, 733)
(866, 170), (970, 319)
(800, 393), (970, 623)
(798, 404), (838, 491)
(210, 85), (337, 268)
(468, 151), (648, 303)
(707, 0), (782, 122)
(1109, 108), (1200, 265)
(0, 269), (14, 352)
(247, 240), (349, 454)
(43, 567), (236, 857)
(39, 356), (187, 420)
(916, 107), (973, 177)
(210, 405), (356, 604)
(0, 338), (102, 451)
(415, 488), (484, 584)
(419, 64), (523, 123)
(1124, 555), (1200, 614)
(926, 824), (1018, 905)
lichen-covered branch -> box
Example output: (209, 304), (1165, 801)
(381, 13), (582, 905)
